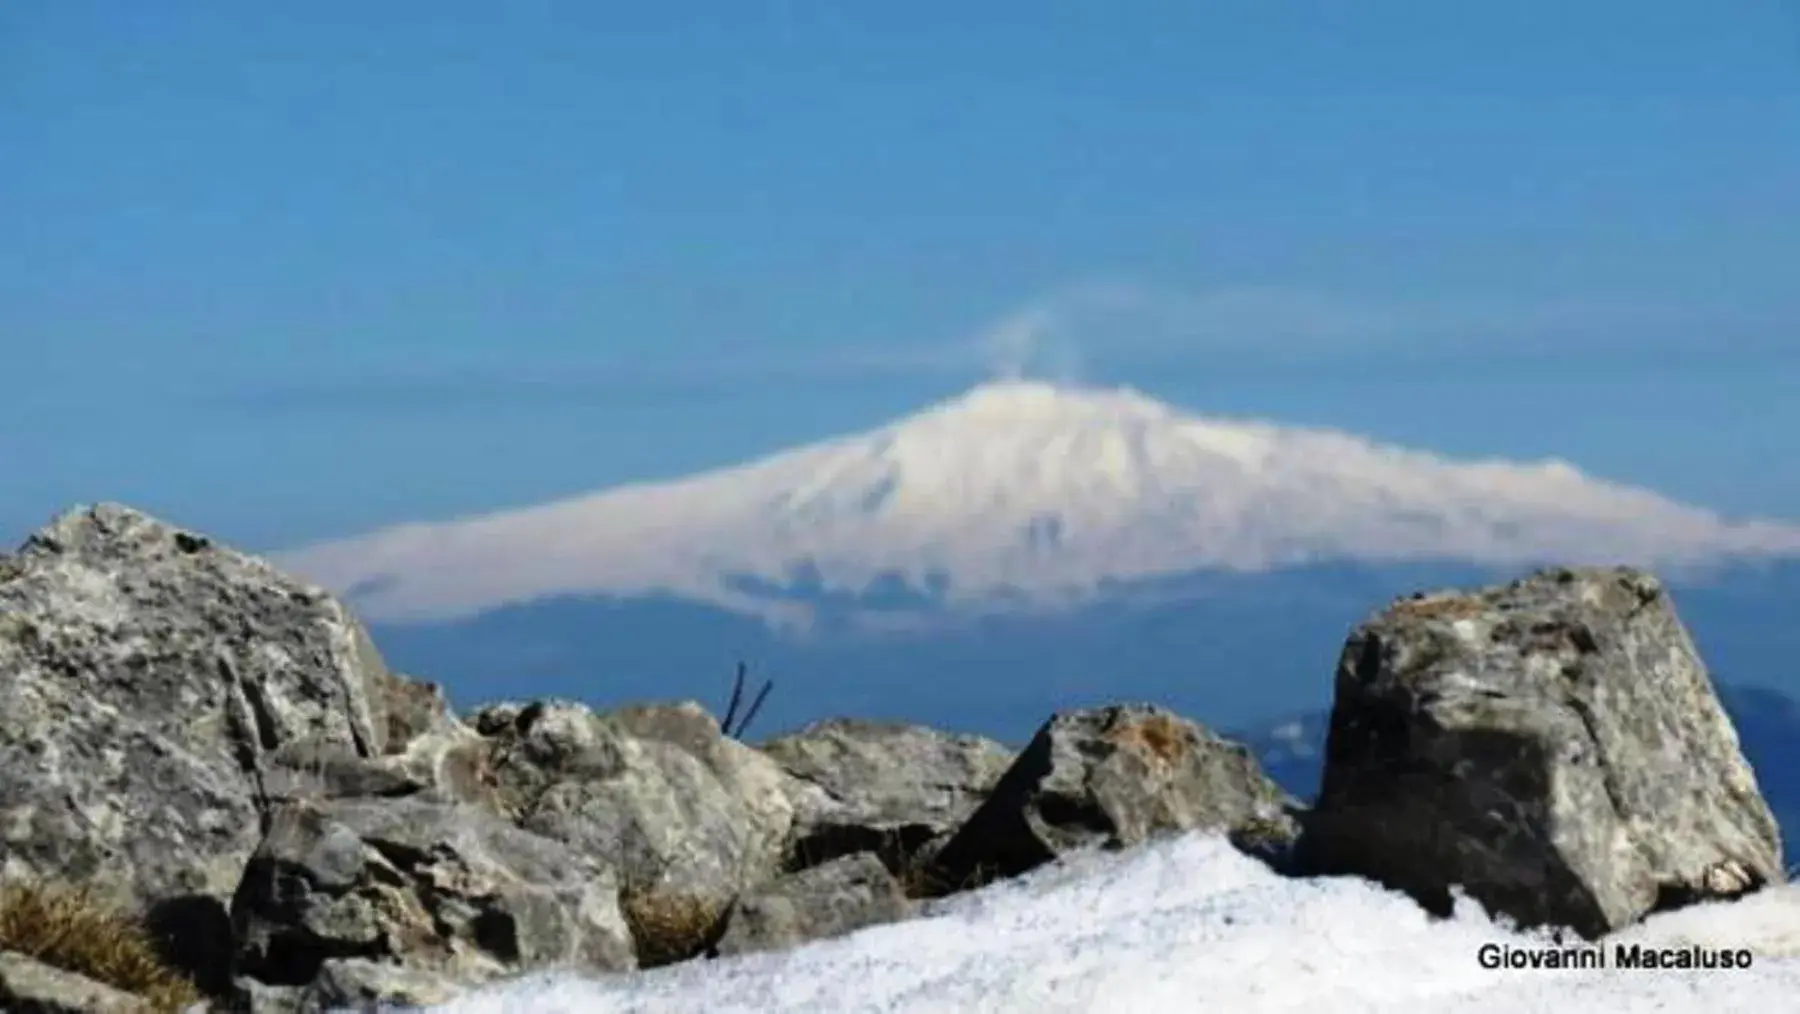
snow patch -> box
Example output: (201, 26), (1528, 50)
(428, 832), (1800, 1014)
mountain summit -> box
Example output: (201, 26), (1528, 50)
(277, 381), (1800, 624)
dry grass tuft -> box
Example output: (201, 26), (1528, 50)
(618, 885), (731, 968)
(894, 848), (1007, 901)
(0, 880), (202, 1013)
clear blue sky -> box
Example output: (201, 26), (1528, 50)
(5, 2), (1798, 550)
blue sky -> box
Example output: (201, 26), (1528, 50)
(5, 2), (1798, 550)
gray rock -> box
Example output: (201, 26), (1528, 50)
(712, 852), (913, 958)
(1300, 566), (1784, 938)
(230, 976), (312, 1014)
(473, 699), (795, 906)
(231, 796), (636, 997)
(229, 958), (457, 1014)
(927, 704), (1300, 893)
(303, 957), (463, 1012)
(759, 719), (1015, 877)
(0, 950), (153, 1013)
(0, 504), (433, 990)
(256, 713), (490, 810)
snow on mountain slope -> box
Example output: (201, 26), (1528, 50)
(274, 380), (1800, 624)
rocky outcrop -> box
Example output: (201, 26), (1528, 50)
(712, 853), (913, 958)
(468, 699), (795, 908)
(230, 796), (634, 1007)
(927, 704), (1302, 892)
(1300, 566), (1784, 939)
(759, 719), (1015, 876)
(0, 504), (431, 990)
(8, 503), (1787, 1008)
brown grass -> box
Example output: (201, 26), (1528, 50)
(893, 845), (1008, 901)
(618, 885), (731, 968)
(0, 880), (201, 1013)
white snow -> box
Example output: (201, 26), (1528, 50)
(430, 832), (1800, 1014)
(275, 380), (1800, 624)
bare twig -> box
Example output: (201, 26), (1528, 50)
(720, 661), (774, 740)
(721, 661), (747, 736)
(737, 679), (774, 741)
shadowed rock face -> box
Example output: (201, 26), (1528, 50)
(712, 852), (913, 958)
(1235, 685), (1800, 844)
(758, 719), (1016, 876)
(1301, 566), (1783, 939)
(230, 796), (637, 997)
(928, 704), (1302, 892)
(468, 698), (796, 906)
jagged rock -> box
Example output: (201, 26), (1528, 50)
(302, 957), (464, 1012)
(372, 674), (463, 750)
(230, 959), (460, 1014)
(928, 704), (1301, 892)
(712, 852), (913, 958)
(470, 699), (795, 905)
(759, 719), (1016, 876)
(256, 703), (489, 810)
(0, 950), (153, 1013)
(231, 796), (636, 998)
(0, 503), (442, 991)
(230, 976), (310, 1014)
(1300, 566), (1784, 939)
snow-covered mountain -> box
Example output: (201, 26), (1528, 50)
(278, 380), (1800, 625)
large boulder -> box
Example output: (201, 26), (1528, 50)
(758, 719), (1015, 876)
(0, 504), (436, 988)
(1300, 566), (1783, 939)
(230, 796), (636, 1008)
(927, 704), (1300, 893)
(711, 852), (913, 958)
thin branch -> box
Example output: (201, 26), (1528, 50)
(721, 660), (747, 735)
(736, 679), (774, 741)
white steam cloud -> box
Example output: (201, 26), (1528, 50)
(974, 282), (1154, 383)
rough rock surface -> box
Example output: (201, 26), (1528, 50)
(255, 681), (486, 810)
(470, 699), (795, 906)
(712, 852), (913, 958)
(0, 504), (434, 988)
(0, 950), (151, 1014)
(759, 719), (1016, 875)
(1300, 566), (1784, 939)
(928, 704), (1301, 892)
(231, 796), (636, 1004)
